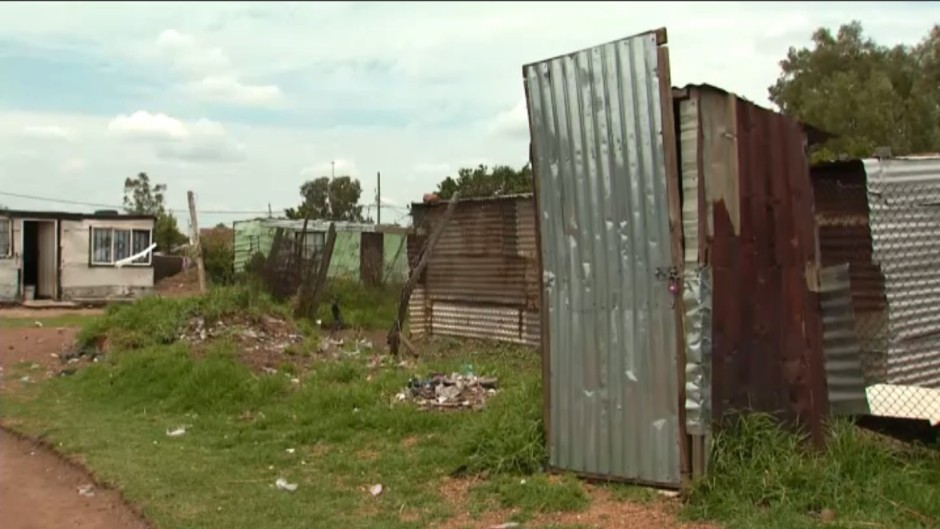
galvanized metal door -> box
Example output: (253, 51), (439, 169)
(524, 29), (683, 486)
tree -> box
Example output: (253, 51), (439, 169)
(122, 172), (188, 252)
(434, 163), (532, 200)
(284, 176), (365, 221)
(769, 21), (940, 162)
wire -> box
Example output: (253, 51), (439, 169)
(0, 189), (414, 217)
(0, 190), (285, 216)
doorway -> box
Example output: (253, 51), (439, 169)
(21, 220), (58, 300)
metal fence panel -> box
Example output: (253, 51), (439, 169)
(525, 30), (681, 486)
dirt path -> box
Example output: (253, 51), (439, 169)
(0, 429), (149, 529)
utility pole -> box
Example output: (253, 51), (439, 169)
(376, 171), (381, 224)
(187, 191), (206, 293)
(267, 203), (272, 218)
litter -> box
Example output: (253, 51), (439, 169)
(286, 448), (296, 454)
(369, 484), (383, 496)
(261, 366), (277, 375)
(33, 321), (43, 328)
(399, 372), (499, 410)
(19, 376), (30, 384)
(77, 484), (95, 497)
(166, 426), (187, 437)
(491, 524), (520, 529)
(275, 478), (298, 492)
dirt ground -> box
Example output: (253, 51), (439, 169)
(433, 477), (717, 529)
(154, 267), (202, 298)
(0, 428), (149, 529)
(0, 326), (84, 388)
(0, 307), (104, 319)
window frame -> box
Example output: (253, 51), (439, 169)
(294, 230), (326, 260)
(89, 226), (154, 267)
(0, 217), (11, 259)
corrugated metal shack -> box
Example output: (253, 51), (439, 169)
(232, 219), (411, 284)
(811, 157), (940, 390)
(674, 83), (830, 451)
(407, 194), (540, 345)
(524, 28), (830, 487)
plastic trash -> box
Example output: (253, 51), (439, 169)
(369, 484), (383, 496)
(286, 448), (296, 454)
(491, 524), (520, 529)
(275, 478), (298, 492)
(77, 484), (95, 497)
(166, 426), (186, 437)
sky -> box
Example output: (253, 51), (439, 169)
(0, 1), (937, 227)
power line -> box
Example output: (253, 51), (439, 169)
(0, 190), (281, 216)
(0, 189), (413, 217)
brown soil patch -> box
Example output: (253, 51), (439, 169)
(0, 428), (149, 529)
(0, 307), (104, 319)
(401, 436), (419, 448)
(0, 327), (91, 390)
(154, 267), (201, 298)
(431, 477), (719, 529)
(356, 449), (379, 461)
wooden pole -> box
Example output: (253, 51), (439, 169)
(295, 222), (337, 319)
(387, 191), (460, 355)
(187, 191), (206, 293)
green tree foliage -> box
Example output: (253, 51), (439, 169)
(201, 227), (234, 285)
(284, 176), (364, 221)
(435, 163), (532, 200)
(769, 21), (940, 162)
(122, 172), (188, 253)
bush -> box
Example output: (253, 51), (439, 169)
(201, 227), (235, 285)
(78, 284), (286, 351)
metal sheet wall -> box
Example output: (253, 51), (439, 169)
(526, 30), (682, 486)
(696, 86), (829, 446)
(818, 264), (871, 416)
(864, 157), (940, 388)
(407, 196), (540, 346)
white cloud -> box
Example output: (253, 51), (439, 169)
(107, 111), (246, 163)
(108, 111), (190, 140)
(185, 75), (283, 107)
(156, 28), (284, 107)
(60, 158), (86, 174)
(22, 125), (72, 141)
(490, 99), (529, 138)
(299, 159), (357, 178)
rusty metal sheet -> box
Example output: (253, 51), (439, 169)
(818, 264), (871, 416)
(408, 195), (541, 345)
(525, 29), (682, 486)
(864, 156), (940, 388)
(697, 85), (828, 447)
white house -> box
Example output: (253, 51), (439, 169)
(0, 209), (156, 302)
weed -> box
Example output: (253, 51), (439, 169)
(684, 413), (940, 528)
(314, 278), (400, 330)
(459, 375), (545, 475)
(77, 284), (285, 350)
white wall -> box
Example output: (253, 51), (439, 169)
(60, 217), (155, 300)
(0, 219), (20, 301)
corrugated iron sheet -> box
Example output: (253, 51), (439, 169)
(682, 266), (712, 435)
(810, 162), (889, 384)
(408, 196), (541, 345)
(525, 29), (682, 486)
(864, 157), (940, 388)
(818, 264), (871, 416)
(693, 85), (828, 447)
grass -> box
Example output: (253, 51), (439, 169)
(314, 278), (400, 330)
(0, 313), (100, 329)
(1, 286), (586, 528)
(684, 413), (940, 529)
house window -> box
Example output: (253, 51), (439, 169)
(0, 218), (10, 258)
(91, 227), (153, 266)
(295, 231), (325, 259)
